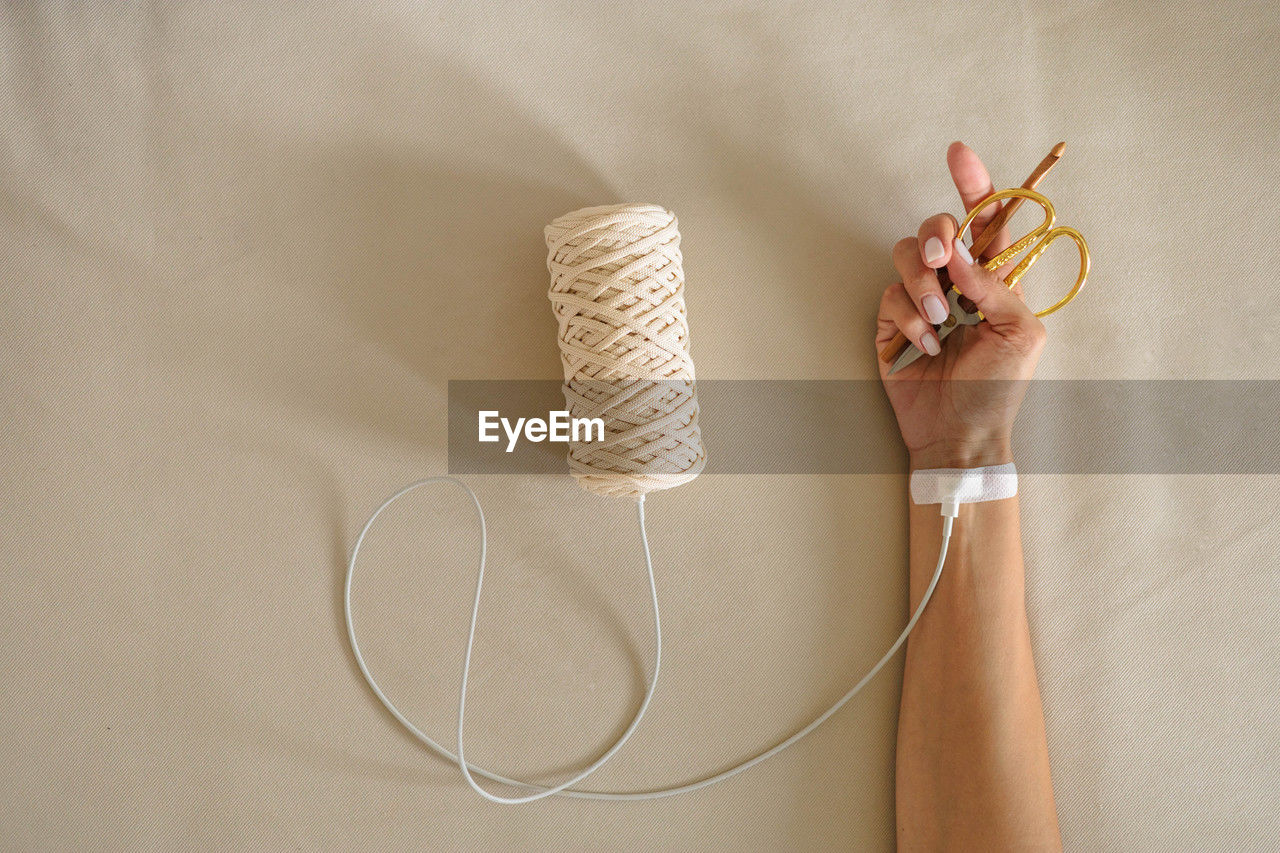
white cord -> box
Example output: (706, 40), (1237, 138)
(455, 491), (661, 803)
(344, 476), (953, 801)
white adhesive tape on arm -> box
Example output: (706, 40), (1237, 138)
(910, 463), (1018, 516)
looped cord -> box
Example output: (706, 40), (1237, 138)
(343, 477), (953, 801)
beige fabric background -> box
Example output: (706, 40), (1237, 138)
(2, 2), (1277, 849)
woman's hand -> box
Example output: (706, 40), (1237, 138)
(876, 142), (1046, 470)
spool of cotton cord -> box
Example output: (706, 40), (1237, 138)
(545, 203), (704, 499)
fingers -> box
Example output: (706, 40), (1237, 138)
(947, 142), (995, 210)
(917, 212), (958, 269)
(947, 141), (1012, 258)
(947, 238), (1046, 352)
(879, 281), (940, 358)
(893, 235), (950, 327)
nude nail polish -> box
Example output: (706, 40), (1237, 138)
(923, 236), (945, 265)
(922, 293), (948, 324)
(921, 331), (941, 356)
(953, 237), (974, 265)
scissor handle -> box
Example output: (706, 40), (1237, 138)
(956, 187), (1090, 318)
(1010, 226), (1090, 317)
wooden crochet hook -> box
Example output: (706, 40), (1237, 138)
(878, 141), (1066, 366)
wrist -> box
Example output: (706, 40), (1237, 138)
(908, 436), (1014, 471)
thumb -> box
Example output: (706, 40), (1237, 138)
(947, 238), (1037, 331)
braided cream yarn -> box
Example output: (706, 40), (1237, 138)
(545, 204), (705, 499)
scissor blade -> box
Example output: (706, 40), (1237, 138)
(888, 341), (926, 375)
(887, 289), (983, 375)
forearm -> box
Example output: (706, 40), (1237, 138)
(895, 487), (1060, 850)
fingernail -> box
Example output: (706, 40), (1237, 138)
(921, 331), (941, 356)
(923, 236), (945, 265)
(922, 293), (949, 324)
(953, 237), (974, 265)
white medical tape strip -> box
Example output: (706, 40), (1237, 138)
(910, 463), (1018, 506)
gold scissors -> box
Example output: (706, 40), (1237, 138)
(889, 187), (1090, 374)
